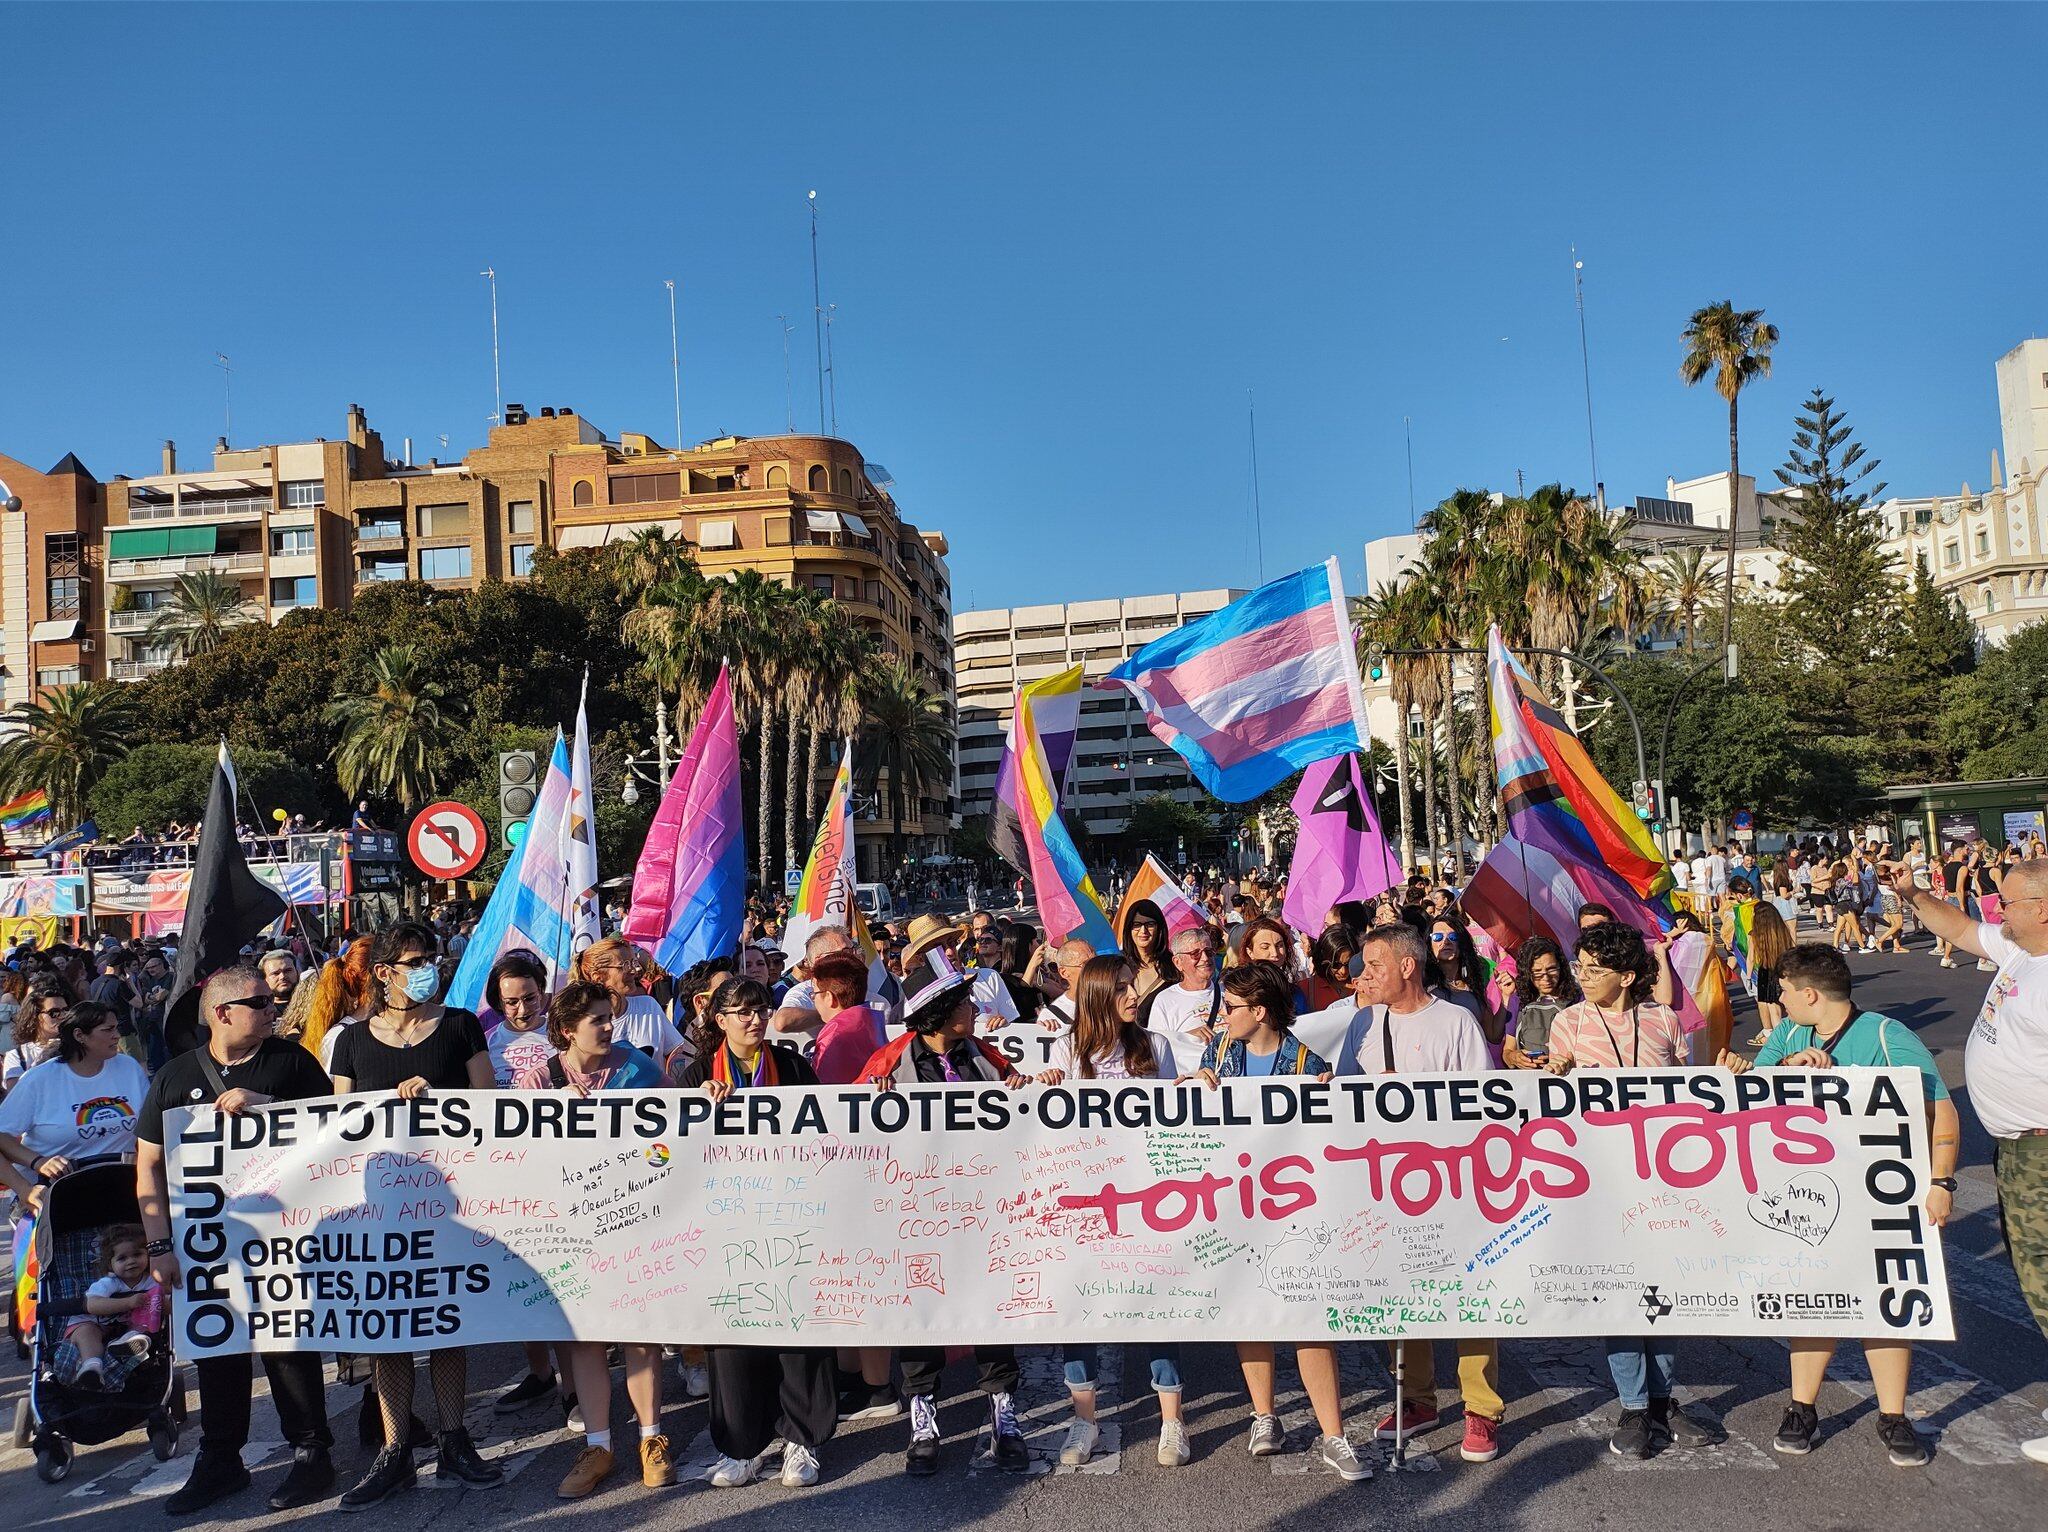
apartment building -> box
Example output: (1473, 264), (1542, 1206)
(0, 449), (104, 706)
(954, 590), (1243, 840)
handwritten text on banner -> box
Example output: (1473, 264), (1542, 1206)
(166, 1068), (1952, 1356)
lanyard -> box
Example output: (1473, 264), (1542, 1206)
(1800, 1012), (1866, 1065)
(1590, 1005), (1640, 1069)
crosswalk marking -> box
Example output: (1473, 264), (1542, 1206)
(1515, 1339), (1777, 1472)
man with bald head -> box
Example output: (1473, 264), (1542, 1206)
(1885, 857), (2048, 1465)
(1036, 939), (1095, 1031)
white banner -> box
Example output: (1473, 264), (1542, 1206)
(167, 1069), (1952, 1357)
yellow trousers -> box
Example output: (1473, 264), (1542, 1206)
(1386, 1338), (1502, 1423)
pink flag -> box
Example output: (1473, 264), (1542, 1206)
(623, 665), (746, 974)
(1281, 753), (1401, 933)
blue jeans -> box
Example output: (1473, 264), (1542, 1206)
(1605, 1337), (1676, 1409)
(1063, 1342), (1182, 1396)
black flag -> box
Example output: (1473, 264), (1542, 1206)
(162, 744), (286, 1054)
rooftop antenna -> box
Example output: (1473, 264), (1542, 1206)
(1247, 387), (1266, 584)
(825, 302), (840, 437)
(481, 266), (502, 423)
(807, 191), (826, 434)
(776, 314), (795, 431)
(1572, 246), (1599, 493)
(214, 353), (232, 444)
(1405, 415), (1417, 529)
(665, 279), (683, 452)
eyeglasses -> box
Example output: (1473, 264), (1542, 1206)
(1429, 931), (1458, 944)
(220, 994), (275, 1013)
(717, 1006), (770, 1021)
(390, 954), (435, 971)
(1570, 962), (1614, 978)
(974, 935), (1002, 946)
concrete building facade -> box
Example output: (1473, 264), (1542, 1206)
(953, 589), (1242, 841)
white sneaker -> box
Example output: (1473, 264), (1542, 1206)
(780, 1442), (819, 1487)
(2021, 1434), (2048, 1466)
(1978, 960), (1997, 972)
(1941, 957), (1958, 968)
(1157, 1420), (1190, 1467)
(708, 1454), (759, 1488)
(115, 1331), (152, 1358)
(1862, 942), (1878, 953)
(683, 1361), (711, 1398)
(1318, 1433), (1373, 1481)
(1059, 1418), (1099, 1466)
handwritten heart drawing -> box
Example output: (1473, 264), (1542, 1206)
(1749, 1173), (1840, 1248)
(815, 1135), (845, 1166)
(679, 1248), (708, 1269)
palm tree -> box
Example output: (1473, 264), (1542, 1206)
(0, 682), (139, 826)
(1652, 547), (1720, 651)
(142, 570), (259, 659)
(325, 643), (468, 810)
(606, 525), (695, 604)
(1680, 301), (1779, 656)
(857, 660), (953, 872)
(780, 590), (827, 875)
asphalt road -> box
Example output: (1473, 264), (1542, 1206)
(4, 927), (2043, 1532)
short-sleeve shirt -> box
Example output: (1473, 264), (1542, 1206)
(0, 1053), (152, 1161)
(1336, 997), (1492, 1077)
(1047, 1029), (1175, 1081)
(1756, 1010), (1950, 1107)
(137, 1037), (333, 1146)
(329, 1008), (488, 1093)
(487, 1022), (556, 1088)
(1964, 923), (2048, 1137)
(1513, 998), (1565, 1056)
(1548, 1001), (1687, 1069)
(813, 1004), (885, 1086)
(613, 996), (684, 1059)
(512, 1046), (664, 1092)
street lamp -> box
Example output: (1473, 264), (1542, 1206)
(619, 696), (677, 804)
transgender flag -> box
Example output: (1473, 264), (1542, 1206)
(624, 664), (746, 974)
(1103, 558), (1370, 802)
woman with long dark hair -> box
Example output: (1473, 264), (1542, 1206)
(1429, 911), (1506, 1045)
(1503, 935), (1578, 1069)
(1120, 899), (1175, 999)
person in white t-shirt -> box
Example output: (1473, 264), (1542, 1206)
(1706, 846), (1731, 903)
(0, 1002), (151, 1212)
(1688, 851), (1714, 910)
(1886, 858), (2048, 1467)
(576, 937), (683, 1058)
(1139, 928), (1222, 1075)
(1336, 923), (1504, 1464)
(1036, 939), (1096, 1032)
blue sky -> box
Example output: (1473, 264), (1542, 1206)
(5, 3), (2041, 610)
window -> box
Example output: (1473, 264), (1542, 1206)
(1984, 583), (1998, 613)
(611, 472), (680, 505)
(44, 533), (80, 571)
(509, 543), (535, 576)
(572, 479), (594, 508)
(418, 503), (468, 538)
(811, 574), (836, 597)
(46, 577), (80, 619)
(281, 480), (324, 508)
(420, 545), (472, 581)
(507, 500), (535, 535)
(37, 666), (82, 687)
(838, 468), (854, 496)
(766, 464), (787, 489)
(360, 555), (407, 582)
(270, 575), (316, 607)
(1976, 528), (1991, 556)
(271, 528), (315, 557)
(1944, 542), (1961, 569)
(131, 590), (171, 613)
(865, 580), (885, 607)
(807, 465), (827, 492)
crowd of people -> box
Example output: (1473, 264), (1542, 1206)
(0, 830), (2042, 1513)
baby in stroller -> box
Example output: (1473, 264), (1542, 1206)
(57, 1224), (164, 1390)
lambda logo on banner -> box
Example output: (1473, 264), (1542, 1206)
(1753, 1292), (1864, 1320)
(1674, 1293), (1742, 1317)
(1638, 1286), (1673, 1323)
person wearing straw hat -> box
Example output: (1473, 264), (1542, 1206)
(901, 914), (1018, 1030)
(857, 947), (1030, 1475)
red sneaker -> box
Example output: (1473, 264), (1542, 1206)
(1461, 1413), (1501, 1462)
(1373, 1401), (1440, 1441)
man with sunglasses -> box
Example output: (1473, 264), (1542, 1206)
(136, 965), (338, 1513)
(1883, 858), (2048, 1466)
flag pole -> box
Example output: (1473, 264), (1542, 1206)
(222, 738), (326, 960)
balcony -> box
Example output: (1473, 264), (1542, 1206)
(356, 524), (406, 544)
(109, 609), (164, 634)
(107, 550), (263, 581)
(111, 657), (171, 680)
(127, 495), (273, 522)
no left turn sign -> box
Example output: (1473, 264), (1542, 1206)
(408, 800), (488, 879)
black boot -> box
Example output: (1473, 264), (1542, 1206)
(163, 1449), (251, 1515)
(268, 1446), (336, 1510)
(338, 1445), (414, 1512)
(435, 1427), (504, 1487)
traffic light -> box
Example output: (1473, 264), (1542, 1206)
(1366, 647), (1387, 683)
(1630, 779), (1653, 821)
(498, 750), (539, 847)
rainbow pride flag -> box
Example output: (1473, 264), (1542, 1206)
(1487, 628), (1670, 898)
(11, 1215), (38, 1335)
(999, 666), (1118, 950)
(783, 745), (862, 957)
(0, 791), (52, 834)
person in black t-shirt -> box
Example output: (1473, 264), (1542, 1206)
(135, 964), (336, 1516)
(329, 921), (501, 1511)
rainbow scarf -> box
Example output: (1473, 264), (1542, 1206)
(710, 1045), (779, 1090)
(11, 1214), (38, 1334)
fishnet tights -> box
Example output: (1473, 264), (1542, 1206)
(373, 1350), (469, 1439)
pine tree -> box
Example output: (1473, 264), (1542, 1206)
(1772, 388), (1900, 729)
(1866, 557), (1978, 779)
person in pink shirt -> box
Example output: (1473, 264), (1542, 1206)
(1546, 921), (1720, 1460)
(809, 950), (884, 1086)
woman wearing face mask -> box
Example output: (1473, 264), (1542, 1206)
(328, 921), (501, 1510)
(518, 982), (669, 1500)
(1502, 935), (1577, 1070)
(1187, 964), (1367, 1482)
(1546, 922), (1718, 1460)
(679, 976), (834, 1489)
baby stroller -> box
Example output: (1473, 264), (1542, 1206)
(9, 1159), (187, 1482)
